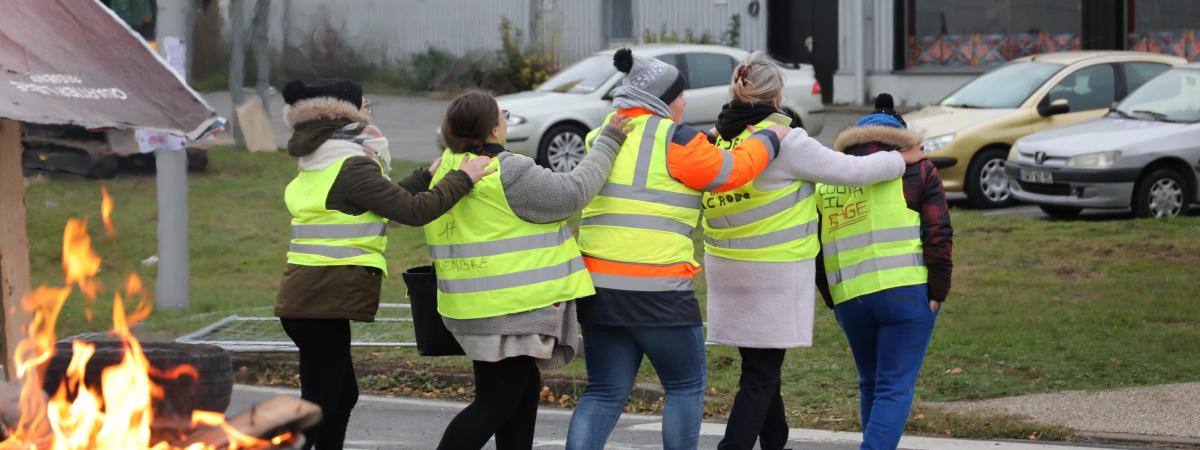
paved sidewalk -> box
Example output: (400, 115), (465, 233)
(232, 384), (1121, 450)
(927, 382), (1200, 440)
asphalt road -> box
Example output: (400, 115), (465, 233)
(201, 92), (1196, 220)
(229, 385), (1117, 450)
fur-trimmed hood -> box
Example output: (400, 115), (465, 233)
(832, 126), (922, 152)
(283, 96), (370, 129)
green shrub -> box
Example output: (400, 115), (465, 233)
(640, 15), (742, 46)
(721, 14), (741, 47)
(495, 17), (558, 92)
(409, 47), (456, 91)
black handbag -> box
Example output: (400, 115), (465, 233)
(401, 265), (465, 356)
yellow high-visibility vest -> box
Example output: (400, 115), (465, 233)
(424, 149), (595, 319)
(578, 113), (703, 291)
(703, 113), (818, 262)
(286, 158), (389, 273)
(816, 178), (927, 304)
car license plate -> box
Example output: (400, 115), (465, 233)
(1020, 169), (1054, 184)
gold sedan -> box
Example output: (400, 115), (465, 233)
(905, 51), (1185, 208)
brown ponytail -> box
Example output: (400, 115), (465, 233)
(441, 90), (500, 154)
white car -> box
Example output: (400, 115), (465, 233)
(490, 44), (826, 172)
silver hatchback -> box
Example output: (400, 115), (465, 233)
(1007, 63), (1200, 218)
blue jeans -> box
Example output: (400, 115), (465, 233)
(566, 324), (707, 450)
(834, 284), (937, 450)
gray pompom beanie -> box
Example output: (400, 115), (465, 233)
(612, 48), (688, 118)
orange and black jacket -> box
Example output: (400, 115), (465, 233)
(577, 108), (781, 328)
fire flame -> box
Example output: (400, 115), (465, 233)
(100, 187), (114, 239)
(1, 191), (294, 449)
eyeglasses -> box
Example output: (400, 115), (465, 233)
(363, 99), (375, 114)
(501, 109), (510, 120)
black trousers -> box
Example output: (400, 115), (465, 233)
(437, 356), (542, 450)
(280, 318), (358, 450)
(718, 347), (789, 450)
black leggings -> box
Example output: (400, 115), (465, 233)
(437, 356), (542, 450)
(718, 347), (789, 450)
(280, 318), (358, 450)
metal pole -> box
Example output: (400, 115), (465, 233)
(154, 147), (190, 311)
(252, 0), (272, 118)
(155, 0), (196, 79)
(155, 0), (194, 311)
(229, 0), (247, 148)
(852, 0), (866, 105)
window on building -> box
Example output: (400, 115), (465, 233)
(1127, 0), (1200, 62)
(684, 53), (737, 89)
(605, 0), (633, 41)
(1046, 64), (1116, 112)
(906, 0), (1082, 68)
(1123, 62), (1172, 96)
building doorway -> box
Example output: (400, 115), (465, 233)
(767, 0), (838, 103)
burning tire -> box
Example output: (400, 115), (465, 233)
(42, 341), (234, 418)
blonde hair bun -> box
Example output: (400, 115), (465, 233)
(730, 51), (785, 105)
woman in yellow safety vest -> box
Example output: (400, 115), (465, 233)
(275, 79), (492, 450)
(427, 90), (632, 450)
(565, 48), (791, 450)
(815, 95), (953, 450)
(703, 53), (925, 450)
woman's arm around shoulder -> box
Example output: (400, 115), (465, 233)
(772, 128), (906, 186)
(501, 122), (628, 223)
(337, 156), (475, 226)
(666, 124), (788, 192)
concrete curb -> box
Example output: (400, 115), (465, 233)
(1076, 431), (1200, 448)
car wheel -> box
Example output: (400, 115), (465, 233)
(1133, 168), (1191, 218)
(966, 148), (1013, 208)
(1039, 205), (1083, 219)
(537, 124), (589, 173)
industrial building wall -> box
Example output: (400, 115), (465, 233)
(632, 0), (768, 51)
(225, 0), (770, 69)
(268, 0), (532, 64)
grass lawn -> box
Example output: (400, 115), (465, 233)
(23, 146), (1200, 439)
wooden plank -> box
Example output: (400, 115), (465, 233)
(0, 118), (31, 381)
(181, 395), (321, 448)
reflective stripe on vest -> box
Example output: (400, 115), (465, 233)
(702, 150), (734, 191)
(580, 214), (693, 237)
(437, 256), (587, 294)
(424, 149), (595, 320)
(705, 183), (815, 230)
(288, 243), (373, 259)
(826, 253), (925, 286)
(821, 226), (921, 259)
(598, 184), (699, 208)
(428, 225), (573, 259)
(817, 178), (927, 304)
(588, 273), (695, 292)
(290, 222), (388, 239)
(579, 113), (703, 290)
(701, 115), (818, 263)
(285, 158), (389, 273)
(704, 220), (817, 250)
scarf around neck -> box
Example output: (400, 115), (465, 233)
(715, 101), (792, 142)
